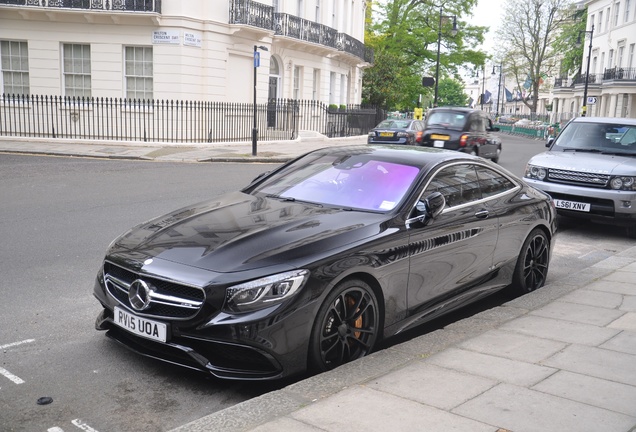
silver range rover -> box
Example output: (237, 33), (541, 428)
(524, 117), (636, 238)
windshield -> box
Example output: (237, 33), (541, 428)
(426, 111), (466, 129)
(251, 152), (421, 212)
(554, 121), (636, 155)
(375, 120), (412, 129)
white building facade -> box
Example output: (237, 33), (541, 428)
(552, 0), (636, 120)
(0, 0), (371, 105)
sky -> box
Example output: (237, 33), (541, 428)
(467, 0), (504, 53)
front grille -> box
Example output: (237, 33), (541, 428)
(548, 168), (610, 188)
(104, 261), (205, 320)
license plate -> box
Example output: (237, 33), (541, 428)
(430, 134), (449, 140)
(113, 306), (168, 343)
(434, 140), (445, 148)
(379, 132), (394, 137)
(554, 199), (590, 212)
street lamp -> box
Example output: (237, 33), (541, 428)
(576, 24), (594, 117)
(252, 44), (268, 156)
(433, 6), (457, 107)
(475, 65), (486, 110)
(492, 63), (503, 118)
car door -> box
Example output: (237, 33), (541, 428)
(405, 162), (499, 316)
(480, 115), (499, 158)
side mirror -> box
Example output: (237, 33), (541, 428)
(408, 192), (445, 227)
(546, 137), (555, 148)
(424, 191), (445, 219)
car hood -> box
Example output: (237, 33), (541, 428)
(529, 151), (636, 175)
(110, 191), (388, 273)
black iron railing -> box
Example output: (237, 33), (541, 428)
(0, 0), (161, 12)
(0, 94), (380, 143)
(603, 67), (636, 81)
(229, 0), (373, 63)
(573, 73), (601, 85)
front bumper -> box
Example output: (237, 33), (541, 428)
(93, 270), (317, 380)
(524, 178), (636, 226)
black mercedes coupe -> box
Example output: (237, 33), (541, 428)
(93, 145), (557, 380)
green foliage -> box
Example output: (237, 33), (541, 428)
(436, 78), (469, 107)
(362, 0), (487, 109)
(551, 7), (586, 76)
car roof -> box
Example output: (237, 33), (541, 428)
(309, 144), (481, 169)
(428, 107), (481, 114)
(570, 117), (636, 126)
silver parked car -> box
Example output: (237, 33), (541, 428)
(524, 117), (636, 237)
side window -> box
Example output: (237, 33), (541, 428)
(476, 166), (516, 198)
(424, 164), (481, 208)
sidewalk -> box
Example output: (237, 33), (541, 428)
(3, 135), (636, 432)
(0, 133), (367, 163)
(168, 247), (636, 432)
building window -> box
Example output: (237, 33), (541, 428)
(608, 49), (614, 68)
(293, 66), (301, 99)
(625, 0), (631, 22)
(606, 7), (611, 29)
(628, 44), (634, 68)
(329, 71), (336, 104)
(0, 40), (29, 96)
(312, 68), (319, 100)
(590, 14), (595, 29)
(273, 0), (279, 12)
(315, 0), (320, 22)
(614, 2), (620, 26)
(617, 44), (625, 67)
(63, 44), (91, 98)
(297, 0), (303, 16)
(598, 10), (603, 32)
(340, 73), (346, 105)
(125, 46), (153, 100)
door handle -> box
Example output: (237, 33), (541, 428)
(475, 209), (489, 219)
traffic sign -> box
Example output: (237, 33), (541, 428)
(254, 51), (260, 68)
(587, 96), (597, 105)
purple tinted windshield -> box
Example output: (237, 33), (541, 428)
(283, 160), (420, 211)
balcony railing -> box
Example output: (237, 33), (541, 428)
(0, 0), (161, 12)
(603, 67), (636, 81)
(573, 73), (601, 85)
(229, 0), (373, 63)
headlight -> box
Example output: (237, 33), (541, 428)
(610, 176), (636, 191)
(525, 164), (547, 181)
(223, 269), (309, 313)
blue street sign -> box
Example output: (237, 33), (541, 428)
(254, 51), (260, 68)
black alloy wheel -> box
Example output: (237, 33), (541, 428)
(309, 279), (379, 373)
(511, 228), (550, 294)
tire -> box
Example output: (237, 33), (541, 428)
(308, 279), (380, 373)
(510, 228), (550, 295)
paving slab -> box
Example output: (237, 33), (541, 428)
(530, 300), (626, 326)
(543, 344), (636, 386)
(499, 315), (619, 345)
(600, 331), (636, 355)
(453, 383), (636, 432)
(558, 289), (624, 309)
(457, 329), (567, 363)
(532, 370), (636, 416)
(290, 386), (495, 432)
(427, 347), (557, 386)
(367, 363), (497, 410)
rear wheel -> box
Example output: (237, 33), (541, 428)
(510, 229), (550, 295)
(308, 279), (379, 373)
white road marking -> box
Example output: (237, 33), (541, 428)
(0, 367), (25, 384)
(0, 339), (36, 350)
(72, 419), (100, 432)
(47, 428), (65, 432)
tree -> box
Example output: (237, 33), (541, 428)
(551, 6), (587, 77)
(494, 0), (572, 114)
(436, 78), (469, 106)
(362, 0), (488, 109)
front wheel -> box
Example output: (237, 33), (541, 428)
(308, 279), (380, 373)
(510, 228), (550, 295)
